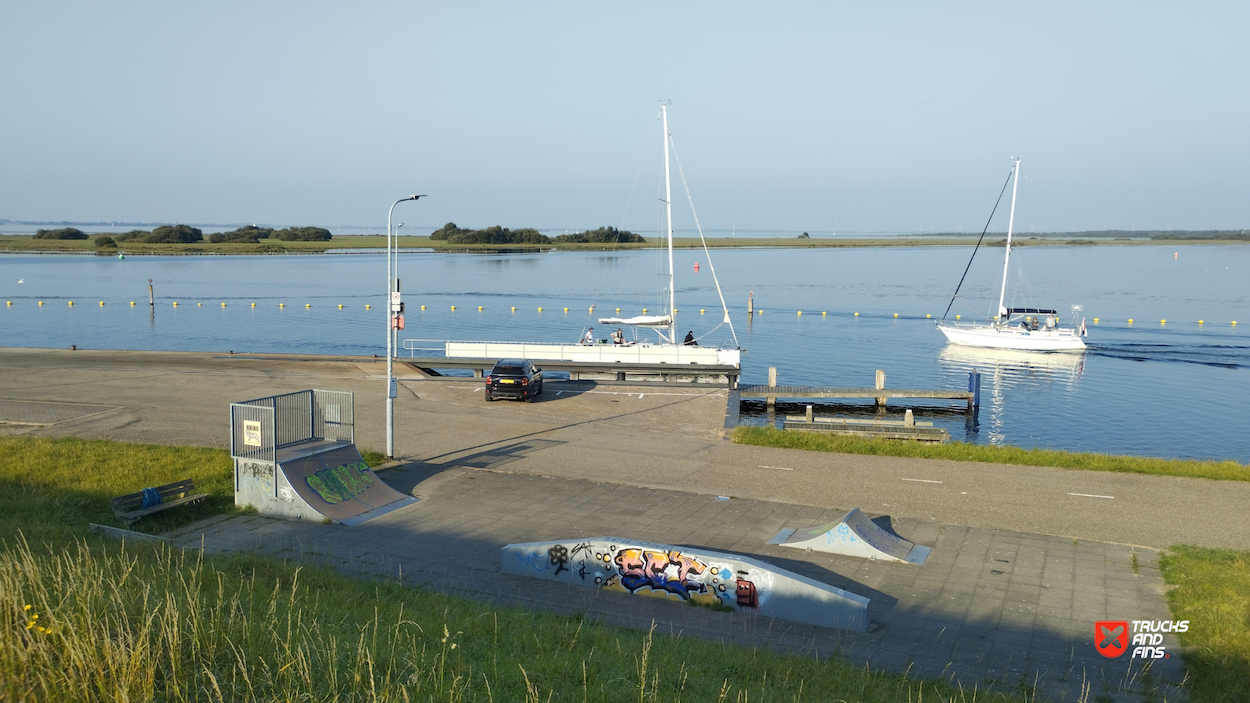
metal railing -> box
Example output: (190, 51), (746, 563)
(230, 389), (354, 462)
(401, 337), (737, 364)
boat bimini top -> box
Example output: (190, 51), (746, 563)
(597, 314), (673, 327)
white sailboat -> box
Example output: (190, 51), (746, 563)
(445, 105), (740, 367)
(937, 158), (1087, 352)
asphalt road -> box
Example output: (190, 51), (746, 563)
(2, 347), (1246, 550)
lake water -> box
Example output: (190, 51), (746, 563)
(2, 245), (1247, 462)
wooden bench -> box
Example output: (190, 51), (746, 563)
(111, 479), (208, 526)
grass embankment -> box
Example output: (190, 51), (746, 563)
(731, 426), (1250, 482)
(1159, 546), (1250, 703)
(2, 436), (1026, 701)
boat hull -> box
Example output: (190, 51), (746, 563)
(937, 324), (1085, 351)
(447, 341), (740, 367)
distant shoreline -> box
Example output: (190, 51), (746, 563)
(1, 233), (1247, 256)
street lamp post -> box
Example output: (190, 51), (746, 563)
(386, 196), (424, 459)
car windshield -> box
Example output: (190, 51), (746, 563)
(492, 366), (524, 375)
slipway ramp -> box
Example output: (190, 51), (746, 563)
(230, 390), (416, 526)
(769, 508), (931, 565)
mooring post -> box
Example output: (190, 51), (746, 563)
(767, 366), (777, 407)
(904, 408), (914, 427)
(148, 279), (154, 307)
(748, 291), (754, 315)
(806, 404), (813, 423)
(968, 369), (981, 409)
(875, 369), (887, 407)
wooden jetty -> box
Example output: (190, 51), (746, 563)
(401, 356), (739, 387)
(740, 368), (979, 409)
(782, 406), (951, 442)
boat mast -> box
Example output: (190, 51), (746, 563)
(996, 157), (1021, 322)
(661, 104), (676, 344)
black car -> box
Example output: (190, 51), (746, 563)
(485, 359), (543, 402)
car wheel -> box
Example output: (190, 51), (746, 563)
(484, 391), (493, 402)
(525, 391), (534, 403)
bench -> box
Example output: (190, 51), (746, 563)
(111, 479), (209, 526)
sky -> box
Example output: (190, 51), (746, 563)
(2, 1), (1247, 234)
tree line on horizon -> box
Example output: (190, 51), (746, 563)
(429, 223), (644, 245)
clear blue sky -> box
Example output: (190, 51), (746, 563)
(2, 2), (1246, 233)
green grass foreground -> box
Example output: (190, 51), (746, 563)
(1159, 546), (1250, 703)
(1, 436), (1027, 702)
(731, 426), (1250, 482)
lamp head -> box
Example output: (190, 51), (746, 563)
(409, 195), (427, 201)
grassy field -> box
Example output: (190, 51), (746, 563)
(4, 232), (1243, 255)
(1, 436), (1030, 701)
(1158, 546), (1250, 703)
(731, 426), (1250, 482)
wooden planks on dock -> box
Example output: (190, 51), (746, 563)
(741, 384), (973, 401)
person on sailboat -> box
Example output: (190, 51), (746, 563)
(683, 331), (697, 346)
(582, 327), (595, 345)
(1045, 314), (1056, 330)
(611, 328), (627, 345)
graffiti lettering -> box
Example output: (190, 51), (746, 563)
(306, 461), (375, 504)
(614, 548), (708, 598)
(548, 545), (570, 575)
(571, 542), (594, 559)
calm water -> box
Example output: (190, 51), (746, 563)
(2, 245), (1247, 462)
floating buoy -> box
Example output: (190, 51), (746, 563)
(223, 303), (228, 307)
(420, 305), (425, 310)
(1175, 252), (1178, 259)
(1198, 320), (1204, 324)
(1233, 321), (1238, 326)
(478, 306), (483, 310)
(38, 301), (43, 306)
(364, 304), (368, 309)
(1160, 319), (1166, 324)
(511, 306), (516, 311)
(893, 313), (898, 318)
(1093, 317), (1099, 323)
(337, 304), (342, 309)
(925, 314), (931, 318)
(854, 312), (858, 316)
(588, 306), (594, 312)
(563, 307), (568, 312)
(171, 302), (176, 307)
(253, 303), (257, 308)
(130, 301), (135, 306)
(99, 301), (104, 306)
(822, 311), (827, 316)
(118, 253), (124, 260)
(615, 307), (620, 312)
(1127, 318), (1133, 323)
(758, 309), (763, 315)
(305, 303), (310, 308)
(955, 314), (961, 320)
(537, 307), (543, 312)
(693, 262), (700, 272)
(450, 305), (455, 310)
(642, 308), (647, 313)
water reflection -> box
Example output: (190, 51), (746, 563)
(937, 345), (1086, 445)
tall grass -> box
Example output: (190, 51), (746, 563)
(732, 426), (1250, 482)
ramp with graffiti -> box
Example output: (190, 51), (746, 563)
(501, 537), (870, 631)
(769, 508), (931, 565)
(235, 442), (416, 526)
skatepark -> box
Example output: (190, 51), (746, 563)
(5, 346), (1244, 699)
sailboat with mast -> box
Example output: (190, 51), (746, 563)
(444, 105), (741, 367)
(936, 157), (1087, 351)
